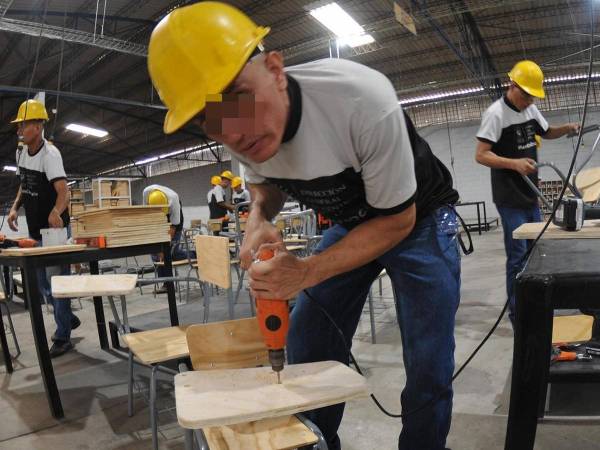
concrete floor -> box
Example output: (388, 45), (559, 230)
(1, 229), (600, 449)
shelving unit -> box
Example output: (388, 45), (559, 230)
(69, 177), (132, 217)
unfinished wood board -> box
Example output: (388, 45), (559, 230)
(513, 220), (600, 239)
(195, 235), (231, 289)
(74, 205), (165, 218)
(204, 415), (318, 450)
(552, 315), (593, 344)
(0, 244), (87, 256)
(51, 274), (138, 298)
(122, 326), (190, 365)
(175, 360), (370, 429)
(187, 318), (269, 371)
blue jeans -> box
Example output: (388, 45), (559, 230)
(37, 264), (75, 342)
(496, 205), (541, 323)
(152, 229), (195, 277)
(287, 207), (461, 450)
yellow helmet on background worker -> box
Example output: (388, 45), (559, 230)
(220, 170), (234, 180)
(11, 99), (49, 123)
(508, 60), (545, 99)
(231, 176), (243, 189)
(147, 1), (270, 134)
(211, 175), (222, 186)
(148, 189), (169, 214)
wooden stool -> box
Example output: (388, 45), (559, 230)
(180, 317), (328, 450)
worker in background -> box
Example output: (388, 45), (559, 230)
(207, 175), (235, 218)
(143, 184), (190, 293)
(475, 60), (580, 324)
(231, 176), (251, 214)
(148, 4), (461, 449)
(7, 99), (79, 358)
(220, 169), (234, 193)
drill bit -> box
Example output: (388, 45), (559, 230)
(277, 371), (281, 384)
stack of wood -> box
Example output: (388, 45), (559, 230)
(73, 206), (170, 247)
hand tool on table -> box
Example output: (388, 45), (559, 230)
(0, 234), (37, 249)
(74, 235), (106, 248)
(551, 343), (593, 362)
(255, 248), (289, 384)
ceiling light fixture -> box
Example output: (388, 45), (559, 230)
(66, 123), (108, 138)
(308, 2), (375, 48)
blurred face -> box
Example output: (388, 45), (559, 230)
(234, 185), (243, 193)
(16, 120), (43, 146)
(193, 52), (290, 163)
(508, 83), (535, 110)
(220, 178), (230, 188)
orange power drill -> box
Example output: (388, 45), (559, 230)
(0, 234), (37, 248)
(255, 248), (289, 384)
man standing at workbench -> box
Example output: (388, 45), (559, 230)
(475, 60), (579, 324)
(7, 99), (79, 358)
(148, 3), (461, 449)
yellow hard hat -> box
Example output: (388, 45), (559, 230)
(147, 1), (270, 134)
(508, 60), (545, 99)
(231, 176), (243, 189)
(220, 170), (234, 180)
(11, 99), (49, 123)
(211, 175), (222, 186)
(148, 189), (169, 214)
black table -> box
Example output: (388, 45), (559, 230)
(0, 242), (177, 420)
(505, 239), (600, 449)
(455, 201), (494, 235)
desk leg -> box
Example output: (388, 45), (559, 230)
(0, 300), (13, 373)
(476, 204), (482, 235)
(505, 278), (553, 450)
(89, 261), (108, 350)
(483, 202), (488, 231)
(22, 262), (63, 419)
(163, 243), (179, 326)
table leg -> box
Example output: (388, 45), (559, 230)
(89, 261), (108, 350)
(0, 300), (13, 373)
(476, 204), (482, 235)
(483, 202), (488, 231)
(22, 262), (63, 419)
(504, 277), (553, 449)
(163, 243), (179, 326)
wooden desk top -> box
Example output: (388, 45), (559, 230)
(513, 220), (600, 239)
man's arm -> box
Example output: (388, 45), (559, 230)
(475, 140), (536, 176)
(249, 204), (416, 299)
(7, 186), (22, 231)
(217, 200), (236, 212)
(543, 123), (580, 140)
(48, 179), (69, 228)
(239, 183), (287, 268)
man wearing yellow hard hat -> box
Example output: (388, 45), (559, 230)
(148, 3), (461, 448)
(207, 174), (235, 221)
(475, 60), (580, 325)
(143, 184), (190, 292)
(8, 99), (79, 358)
(231, 176), (251, 213)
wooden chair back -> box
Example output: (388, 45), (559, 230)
(194, 235), (231, 289)
(186, 317), (269, 370)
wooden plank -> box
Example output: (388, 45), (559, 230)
(552, 315), (593, 344)
(195, 235), (231, 289)
(204, 416), (318, 450)
(0, 244), (87, 256)
(187, 318), (269, 371)
(175, 360), (370, 429)
(122, 326), (190, 365)
(74, 205), (165, 218)
(51, 274), (138, 298)
(513, 220), (600, 239)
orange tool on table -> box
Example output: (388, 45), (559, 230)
(0, 234), (37, 248)
(255, 248), (289, 384)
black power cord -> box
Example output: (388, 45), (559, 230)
(303, 288), (507, 418)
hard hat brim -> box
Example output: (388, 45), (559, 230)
(508, 73), (545, 99)
(162, 26), (270, 135)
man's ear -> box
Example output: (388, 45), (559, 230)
(264, 51), (287, 92)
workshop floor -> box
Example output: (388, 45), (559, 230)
(2, 229), (600, 450)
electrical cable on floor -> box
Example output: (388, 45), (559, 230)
(300, 3), (596, 419)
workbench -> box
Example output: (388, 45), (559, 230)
(0, 242), (178, 420)
(505, 239), (600, 449)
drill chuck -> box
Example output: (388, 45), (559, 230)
(268, 348), (285, 373)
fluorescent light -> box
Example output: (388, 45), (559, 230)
(3, 165), (17, 172)
(309, 2), (374, 48)
(135, 156), (158, 165)
(66, 123), (108, 138)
